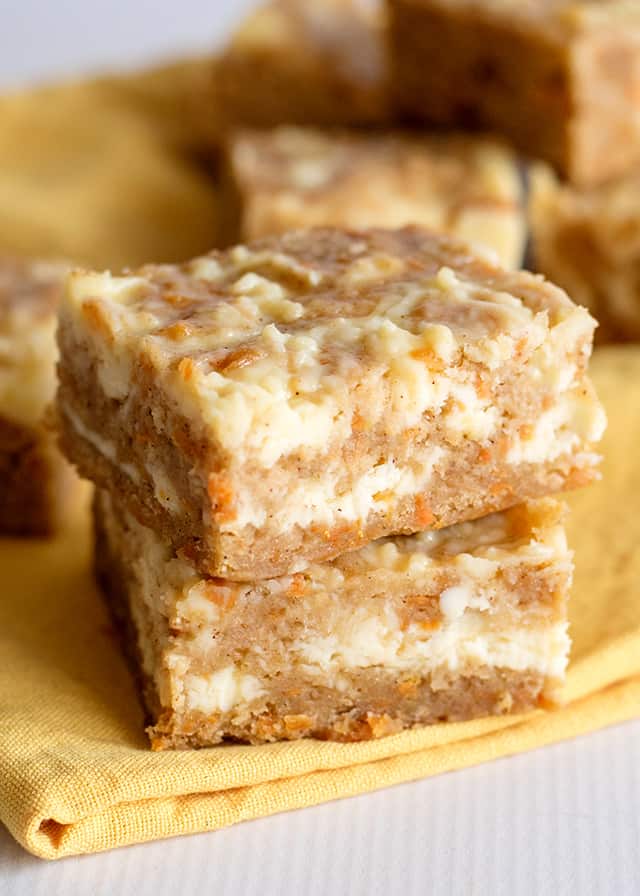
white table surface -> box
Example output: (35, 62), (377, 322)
(1, 3), (639, 892)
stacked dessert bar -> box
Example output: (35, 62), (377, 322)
(56, 225), (605, 747)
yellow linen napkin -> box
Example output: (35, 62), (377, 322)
(0, 346), (638, 859)
(0, 59), (220, 270)
(0, 63), (639, 859)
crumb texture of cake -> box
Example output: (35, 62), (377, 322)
(530, 164), (640, 343)
(213, 0), (389, 129)
(94, 490), (572, 748)
(0, 257), (78, 535)
(56, 226), (605, 579)
(389, 0), (640, 186)
(221, 126), (526, 269)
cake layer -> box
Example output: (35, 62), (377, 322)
(389, 0), (640, 187)
(530, 164), (640, 343)
(0, 257), (78, 535)
(57, 227), (605, 579)
(94, 490), (573, 748)
(221, 126), (526, 268)
(213, 0), (389, 130)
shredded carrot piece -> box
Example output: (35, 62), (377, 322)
(352, 410), (367, 431)
(287, 574), (306, 598)
(203, 582), (237, 612)
(160, 321), (193, 340)
(418, 617), (442, 632)
(489, 479), (513, 497)
(82, 300), (113, 341)
(414, 494), (435, 527)
(207, 473), (236, 522)
(178, 357), (194, 381)
(215, 346), (263, 372)
(283, 714), (312, 732)
(410, 347), (445, 370)
(397, 677), (419, 697)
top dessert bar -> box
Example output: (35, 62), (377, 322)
(57, 227), (605, 580)
(212, 0), (389, 130)
(388, 0), (640, 186)
(0, 257), (78, 535)
(220, 126), (526, 269)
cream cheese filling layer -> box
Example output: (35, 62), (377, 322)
(67, 265), (602, 471)
(168, 311), (502, 469)
(173, 576), (569, 715)
(176, 621), (569, 716)
(227, 447), (445, 532)
(66, 374), (595, 543)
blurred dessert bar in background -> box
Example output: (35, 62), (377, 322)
(213, 0), (389, 130)
(388, 0), (640, 186)
(0, 258), (79, 535)
(220, 126), (527, 268)
(530, 164), (640, 343)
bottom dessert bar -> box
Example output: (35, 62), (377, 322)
(94, 491), (572, 749)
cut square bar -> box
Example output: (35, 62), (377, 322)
(56, 227), (605, 580)
(530, 164), (640, 343)
(213, 0), (389, 130)
(0, 258), (78, 535)
(95, 490), (573, 748)
(220, 126), (526, 269)
(388, 0), (640, 186)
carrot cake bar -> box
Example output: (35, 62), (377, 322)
(530, 164), (640, 343)
(95, 490), (573, 747)
(0, 257), (78, 535)
(220, 126), (526, 269)
(212, 0), (388, 130)
(388, 0), (640, 186)
(56, 227), (605, 580)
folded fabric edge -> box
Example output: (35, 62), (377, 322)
(565, 630), (640, 702)
(12, 675), (640, 861)
(6, 625), (639, 837)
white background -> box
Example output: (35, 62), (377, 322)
(1, 2), (639, 892)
